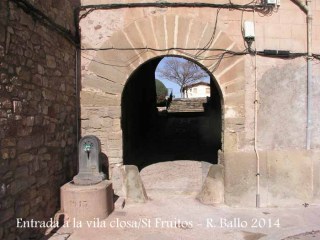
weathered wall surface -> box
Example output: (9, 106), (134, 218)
(225, 150), (320, 207)
(258, 60), (307, 149)
(79, 0), (320, 207)
(0, 1), (77, 239)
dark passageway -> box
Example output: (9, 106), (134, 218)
(121, 57), (222, 170)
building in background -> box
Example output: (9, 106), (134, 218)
(183, 82), (210, 98)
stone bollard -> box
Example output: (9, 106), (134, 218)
(123, 165), (148, 203)
(197, 164), (224, 206)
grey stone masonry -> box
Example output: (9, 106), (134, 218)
(0, 0), (78, 239)
(73, 136), (106, 185)
(168, 98), (208, 112)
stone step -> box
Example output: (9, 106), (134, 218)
(168, 97), (208, 113)
(140, 161), (212, 198)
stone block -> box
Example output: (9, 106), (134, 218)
(224, 78), (245, 94)
(224, 92), (245, 107)
(123, 21), (146, 49)
(186, 20), (206, 50)
(82, 74), (123, 95)
(15, 204), (30, 218)
(17, 134), (44, 151)
(223, 132), (238, 152)
(0, 208), (14, 224)
(0, 197), (14, 210)
(108, 157), (122, 165)
(151, 16), (166, 49)
(19, 12), (34, 28)
(111, 165), (125, 197)
(218, 59), (245, 84)
(165, 15), (176, 48)
(1, 138), (16, 147)
(22, 116), (34, 126)
(88, 59), (127, 85)
(60, 180), (114, 221)
(1, 149), (10, 160)
(37, 64), (45, 75)
(42, 89), (56, 101)
(122, 165), (148, 203)
(17, 126), (32, 137)
(197, 164), (224, 205)
(18, 153), (35, 164)
(136, 18), (157, 49)
(2, 171), (13, 180)
(80, 91), (120, 107)
(10, 177), (35, 195)
(176, 17), (190, 49)
(14, 166), (29, 178)
(224, 151), (260, 207)
(107, 106), (121, 119)
(46, 55), (56, 69)
(107, 139), (122, 149)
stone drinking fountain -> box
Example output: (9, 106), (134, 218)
(60, 136), (114, 222)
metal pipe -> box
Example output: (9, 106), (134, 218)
(290, 0), (308, 13)
(253, 9), (260, 208)
(306, 0), (312, 150)
(75, 48), (80, 161)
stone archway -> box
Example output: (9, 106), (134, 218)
(121, 55), (222, 169)
(81, 15), (246, 170)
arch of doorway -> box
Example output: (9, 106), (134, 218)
(121, 55), (222, 169)
(81, 14), (246, 169)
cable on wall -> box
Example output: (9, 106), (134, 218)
(9, 0), (78, 45)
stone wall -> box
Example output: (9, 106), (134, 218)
(79, 0), (320, 207)
(0, 0), (78, 239)
(80, 13), (247, 169)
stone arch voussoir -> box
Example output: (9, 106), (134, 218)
(84, 14), (246, 165)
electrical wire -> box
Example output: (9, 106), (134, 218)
(194, 8), (221, 58)
(74, 1), (271, 42)
(78, 2), (266, 12)
(82, 47), (249, 71)
(12, 0), (317, 64)
(8, 0), (78, 45)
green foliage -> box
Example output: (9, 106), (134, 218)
(155, 79), (168, 104)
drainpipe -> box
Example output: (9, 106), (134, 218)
(252, 9), (260, 208)
(290, 0), (312, 150)
(75, 48), (80, 158)
(291, 0), (308, 12)
(306, 0), (312, 150)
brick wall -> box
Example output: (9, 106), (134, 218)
(0, 0), (78, 239)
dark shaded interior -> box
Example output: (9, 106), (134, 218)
(121, 57), (222, 170)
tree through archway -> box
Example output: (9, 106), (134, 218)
(121, 56), (222, 170)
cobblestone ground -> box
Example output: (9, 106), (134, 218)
(48, 161), (320, 240)
(283, 230), (320, 240)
